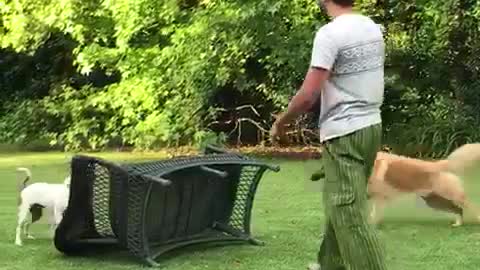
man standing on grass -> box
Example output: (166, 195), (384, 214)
(269, 0), (387, 269)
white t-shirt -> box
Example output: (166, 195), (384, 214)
(310, 13), (385, 142)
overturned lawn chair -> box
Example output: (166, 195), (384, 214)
(54, 145), (280, 267)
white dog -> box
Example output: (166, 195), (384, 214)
(15, 168), (71, 246)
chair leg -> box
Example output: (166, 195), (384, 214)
(248, 237), (265, 246)
(145, 257), (161, 268)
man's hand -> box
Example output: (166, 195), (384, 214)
(269, 67), (329, 143)
(270, 113), (287, 142)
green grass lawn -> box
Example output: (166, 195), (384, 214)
(1, 152), (480, 270)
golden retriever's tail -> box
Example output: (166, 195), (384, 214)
(446, 143), (480, 175)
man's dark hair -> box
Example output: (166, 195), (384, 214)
(331, 0), (354, 7)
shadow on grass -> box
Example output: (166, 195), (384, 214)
(375, 217), (480, 230)
(52, 241), (256, 267)
(4, 237), (54, 248)
(54, 246), (143, 266)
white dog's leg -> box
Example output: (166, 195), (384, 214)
(45, 208), (56, 237)
(15, 205), (30, 246)
(23, 211), (37, 239)
(23, 220), (35, 240)
(15, 226), (23, 246)
(52, 206), (64, 237)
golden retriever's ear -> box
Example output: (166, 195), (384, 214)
(381, 145), (392, 153)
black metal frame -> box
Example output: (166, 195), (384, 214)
(54, 145), (279, 267)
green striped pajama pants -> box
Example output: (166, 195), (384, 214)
(317, 123), (387, 270)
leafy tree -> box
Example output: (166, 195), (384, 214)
(0, 0), (479, 156)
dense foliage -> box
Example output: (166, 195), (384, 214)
(1, 0), (479, 156)
(383, 0), (480, 156)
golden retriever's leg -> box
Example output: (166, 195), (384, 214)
(367, 159), (389, 226)
(452, 215), (463, 227)
(369, 201), (377, 223)
(371, 159), (389, 181)
(433, 172), (480, 226)
(369, 198), (386, 225)
(459, 199), (480, 223)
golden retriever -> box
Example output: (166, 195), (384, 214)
(368, 143), (480, 227)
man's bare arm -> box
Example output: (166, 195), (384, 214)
(275, 67), (330, 126)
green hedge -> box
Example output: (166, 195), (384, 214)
(1, 0), (479, 157)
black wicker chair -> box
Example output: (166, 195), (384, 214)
(54, 145), (280, 267)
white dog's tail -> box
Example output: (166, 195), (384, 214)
(446, 143), (480, 175)
(16, 167), (32, 192)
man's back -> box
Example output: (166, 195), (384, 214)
(310, 13), (385, 142)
